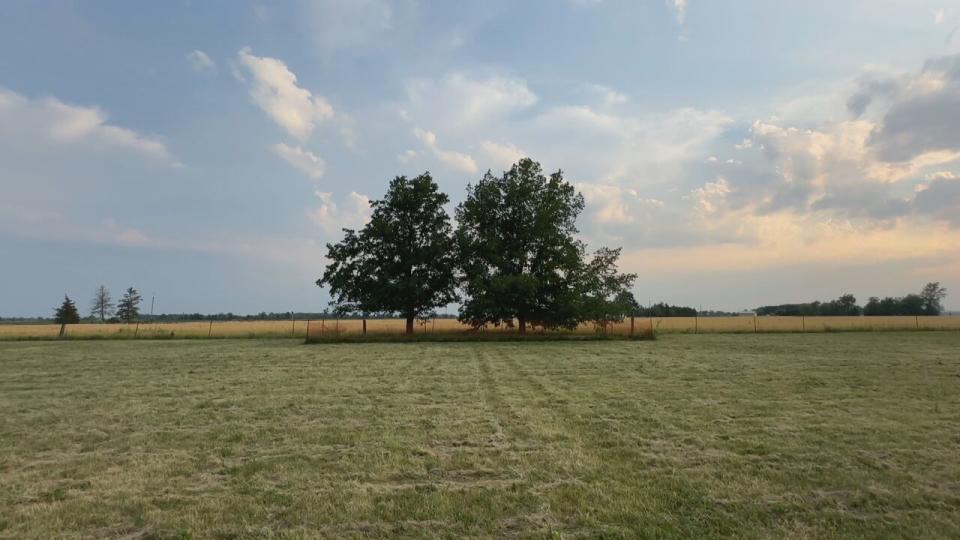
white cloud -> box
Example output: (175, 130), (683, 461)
(404, 73), (537, 130)
(271, 143), (326, 179)
(236, 47), (334, 139)
(927, 170), (958, 180)
(691, 177), (731, 215)
(0, 207), (154, 249)
(100, 218), (151, 246)
(0, 87), (171, 161)
(186, 50), (216, 72)
(397, 149), (418, 163)
(479, 140), (526, 170)
(578, 183), (638, 225)
(530, 106), (733, 185)
(585, 83), (628, 105)
(536, 105), (623, 133)
(668, 0), (688, 24)
(412, 128), (478, 173)
(934, 8), (946, 25)
(308, 190), (372, 236)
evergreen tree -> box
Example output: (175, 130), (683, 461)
(54, 295), (81, 324)
(90, 285), (114, 322)
(115, 287), (142, 322)
(318, 173), (458, 334)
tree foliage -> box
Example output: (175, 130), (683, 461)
(576, 247), (637, 328)
(90, 285), (114, 322)
(920, 282), (947, 315)
(115, 287), (142, 323)
(318, 173), (458, 334)
(637, 302), (698, 317)
(456, 159), (585, 332)
(455, 158), (634, 333)
(54, 295), (80, 324)
(864, 283), (948, 316)
(757, 294), (861, 316)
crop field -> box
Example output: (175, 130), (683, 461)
(2, 315), (959, 340)
(2, 332), (960, 538)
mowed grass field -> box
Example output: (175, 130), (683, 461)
(2, 333), (959, 538)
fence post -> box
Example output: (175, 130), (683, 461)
(630, 316), (635, 336)
(134, 321), (140, 338)
(916, 315), (919, 330)
(59, 323), (67, 338)
(208, 320), (213, 338)
(801, 316), (805, 333)
(321, 319), (325, 336)
(363, 318), (367, 336)
(292, 317), (296, 337)
(754, 316), (758, 333)
(695, 315), (698, 334)
(335, 318), (339, 335)
(305, 319), (311, 339)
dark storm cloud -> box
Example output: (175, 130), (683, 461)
(869, 54), (960, 162)
(847, 75), (900, 118)
(913, 178), (960, 226)
(812, 183), (911, 222)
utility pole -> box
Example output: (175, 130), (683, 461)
(150, 295), (155, 316)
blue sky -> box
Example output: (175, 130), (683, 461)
(2, 0), (960, 316)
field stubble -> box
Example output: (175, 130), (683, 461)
(1, 332), (959, 538)
(1, 315), (959, 341)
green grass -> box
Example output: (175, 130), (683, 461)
(1, 333), (959, 539)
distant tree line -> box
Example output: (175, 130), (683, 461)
(756, 294), (861, 316)
(864, 282), (947, 316)
(756, 283), (948, 316)
(135, 311), (461, 322)
(5, 309), (465, 325)
(636, 302), (699, 317)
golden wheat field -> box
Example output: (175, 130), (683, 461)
(1, 315), (958, 340)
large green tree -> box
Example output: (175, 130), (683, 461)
(318, 173), (458, 334)
(456, 158), (619, 334)
(115, 287), (142, 323)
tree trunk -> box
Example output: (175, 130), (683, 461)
(405, 315), (414, 335)
(518, 314), (527, 335)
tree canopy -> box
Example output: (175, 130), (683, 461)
(920, 282), (947, 315)
(575, 247), (638, 328)
(455, 158), (633, 333)
(318, 173), (458, 334)
(864, 283), (948, 316)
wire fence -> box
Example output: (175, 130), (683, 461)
(2, 315), (959, 340)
